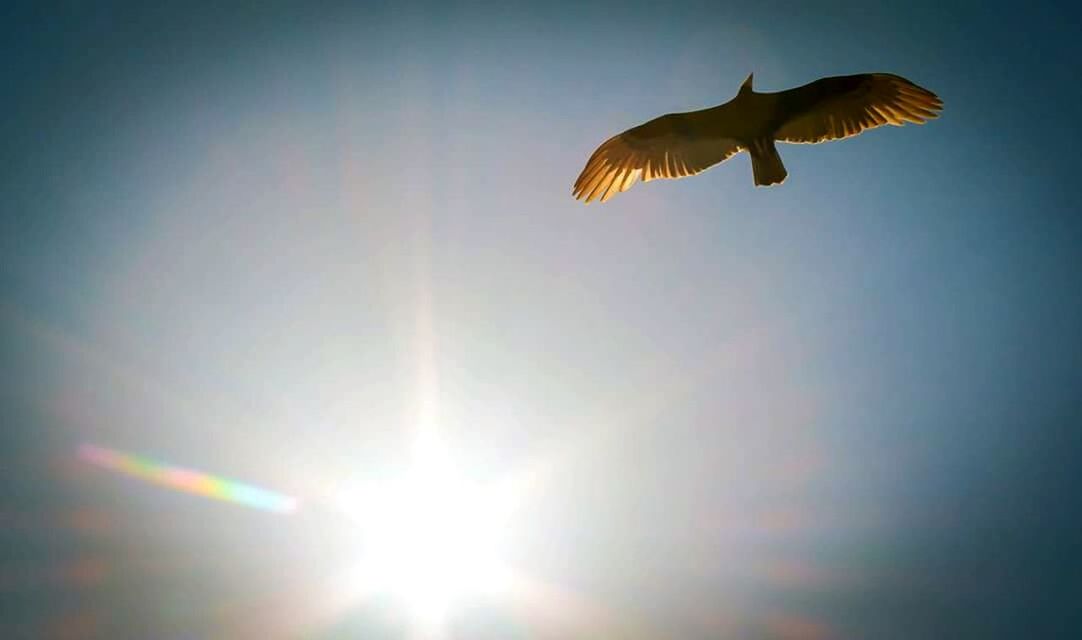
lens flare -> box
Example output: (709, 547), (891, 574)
(78, 443), (298, 514)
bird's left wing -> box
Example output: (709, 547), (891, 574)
(773, 73), (942, 144)
(572, 113), (743, 203)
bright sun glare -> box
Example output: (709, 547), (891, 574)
(346, 444), (513, 627)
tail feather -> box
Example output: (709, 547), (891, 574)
(749, 138), (788, 187)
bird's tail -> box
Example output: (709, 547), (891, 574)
(749, 138), (788, 187)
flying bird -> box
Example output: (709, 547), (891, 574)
(571, 72), (942, 203)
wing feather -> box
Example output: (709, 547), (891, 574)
(572, 112), (744, 203)
(774, 73), (942, 144)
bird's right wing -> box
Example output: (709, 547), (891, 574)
(572, 113), (743, 203)
(774, 73), (942, 144)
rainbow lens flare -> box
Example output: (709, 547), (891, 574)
(78, 443), (298, 514)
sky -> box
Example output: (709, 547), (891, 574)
(2, 1), (1081, 638)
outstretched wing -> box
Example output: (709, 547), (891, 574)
(572, 113), (743, 203)
(774, 73), (942, 144)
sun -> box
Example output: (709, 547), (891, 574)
(346, 445), (513, 628)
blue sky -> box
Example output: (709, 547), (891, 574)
(3, 2), (1080, 638)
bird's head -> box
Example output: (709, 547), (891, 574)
(739, 73), (754, 94)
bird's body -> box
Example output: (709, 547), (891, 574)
(572, 72), (943, 203)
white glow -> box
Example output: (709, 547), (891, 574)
(350, 449), (512, 625)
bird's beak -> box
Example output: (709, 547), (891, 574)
(741, 73), (754, 91)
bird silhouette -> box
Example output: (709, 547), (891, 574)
(571, 72), (943, 203)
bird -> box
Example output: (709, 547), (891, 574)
(571, 72), (943, 203)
